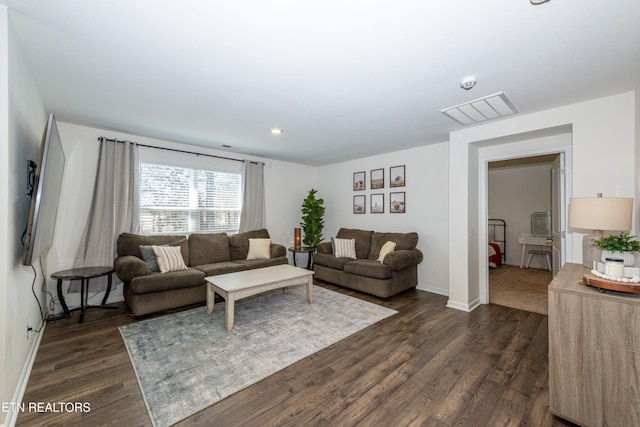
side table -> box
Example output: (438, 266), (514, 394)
(50, 266), (117, 323)
(288, 246), (316, 270)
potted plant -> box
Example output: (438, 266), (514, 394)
(593, 232), (640, 266)
(300, 189), (325, 247)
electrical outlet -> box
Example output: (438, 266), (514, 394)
(26, 324), (31, 341)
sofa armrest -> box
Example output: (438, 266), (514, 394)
(317, 241), (333, 254)
(270, 243), (287, 258)
(383, 249), (423, 271)
(114, 255), (150, 282)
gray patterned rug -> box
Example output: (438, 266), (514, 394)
(119, 285), (397, 427)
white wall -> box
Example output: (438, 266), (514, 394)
(0, 8), (9, 422)
(46, 122), (317, 312)
(488, 162), (552, 268)
(449, 91), (636, 311)
(317, 142), (450, 295)
(2, 7), (48, 426)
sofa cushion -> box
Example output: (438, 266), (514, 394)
(129, 268), (205, 294)
(139, 245), (162, 272)
(117, 233), (189, 264)
(335, 228), (373, 259)
(343, 259), (392, 280)
(188, 232), (231, 265)
(313, 252), (354, 270)
(232, 257), (288, 270)
(247, 238), (271, 259)
(229, 229), (271, 260)
(153, 245), (189, 273)
(377, 241), (396, 263)
(369, 232), (418, 260)
(194, 262), (247, 277)
(332, 238), (357, 259)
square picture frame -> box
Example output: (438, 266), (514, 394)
(390, 165), (406, 187)
(390, 192), (405, 213)
(370, 193), (384, 213)
(353, 195), (366, 214)
(370, 168), (384, 189)
(353, 171), (366, 191)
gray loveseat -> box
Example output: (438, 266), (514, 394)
(313, 228), (423, 298)
(114, 229), (287, 316)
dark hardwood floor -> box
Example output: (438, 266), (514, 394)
(17, 281), (574, 427)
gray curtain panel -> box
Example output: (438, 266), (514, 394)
(71, 138), (139, 292)
(239, 160), (265, 232)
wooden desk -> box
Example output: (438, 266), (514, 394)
(517, 235), (552, 268)
(548, 263), (640, 426)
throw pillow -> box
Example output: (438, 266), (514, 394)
(152, 245), (188, 273)
(377, 241), (397, 263)
(332, 237), (357, 259)
(247, 238), (271, 260)
(139, 245), (163, 272)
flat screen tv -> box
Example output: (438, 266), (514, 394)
(22, 113), (66, 266)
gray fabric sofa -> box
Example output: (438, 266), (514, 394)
(313, 228), (423, 298)
(114, 229), (287, 316)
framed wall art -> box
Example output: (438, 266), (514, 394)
(353, 171), (366, 191)
(370, 193), (384, 213)
(390, 192), (405, 213)
(390, 165), (405, 187)
(370, 168), (384, 189)
(353, 195), (366, 214)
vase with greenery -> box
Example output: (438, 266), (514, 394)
(300, 189), (325, 247)
(593, 232), (640, 266)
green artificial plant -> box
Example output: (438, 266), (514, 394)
(300, 189), (325, 247)
(592, 232), (640, 253)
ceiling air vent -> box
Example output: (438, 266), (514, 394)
(441, 92), (518, 125)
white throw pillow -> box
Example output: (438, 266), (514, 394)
(377, 241), (397, 263)
(152, 245), (188, 273)
(247, 238), (271, 260)
(332, 237), (357, 259)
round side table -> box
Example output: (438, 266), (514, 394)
(51, 266), (116, 323)
(288, 246), (316, 270)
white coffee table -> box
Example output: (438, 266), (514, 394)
(206, 264), (314, 331)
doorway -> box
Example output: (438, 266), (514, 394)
(486, 153), (562, 315)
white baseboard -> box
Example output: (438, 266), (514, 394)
(2, 323), (45, 427)
(416, 284), (449, 296)
(446, 297), (482, 312)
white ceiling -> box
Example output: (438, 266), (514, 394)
(2, 1), (640, 166)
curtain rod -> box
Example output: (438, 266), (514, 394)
(99, 137), (259, 164)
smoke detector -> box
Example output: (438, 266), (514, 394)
(460, 76), (477, 90)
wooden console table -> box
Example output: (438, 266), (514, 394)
(548, 263), (640, 426)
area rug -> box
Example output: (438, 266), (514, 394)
(119, 285), (397, 427)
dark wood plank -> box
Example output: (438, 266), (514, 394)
(16, 281), (575, 427)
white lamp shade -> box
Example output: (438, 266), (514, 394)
(568, 197), (633, 232)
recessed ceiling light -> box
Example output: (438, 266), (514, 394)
(270, 128), (283, 135)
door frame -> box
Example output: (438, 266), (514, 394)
(479, 145), (572, 305)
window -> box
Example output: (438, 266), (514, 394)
(139, 163), (241, 234)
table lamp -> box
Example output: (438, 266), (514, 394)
(294, 227), (302, 250)
(568, 193), (633, 268)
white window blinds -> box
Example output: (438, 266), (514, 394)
(139, 163), (241, 234)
